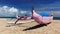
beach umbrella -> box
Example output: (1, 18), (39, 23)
(39, 11), (50, 17)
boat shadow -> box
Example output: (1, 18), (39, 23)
(6, 23), (23, 27)
(6, 21), (34, 27)
(23, 23), (50, 31)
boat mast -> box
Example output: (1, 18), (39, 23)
(31, 6), (34, 18)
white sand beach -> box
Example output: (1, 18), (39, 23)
(0, 18), (60, 34)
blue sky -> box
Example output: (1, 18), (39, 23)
(0, 0), (60, 17)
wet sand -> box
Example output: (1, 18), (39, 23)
(0, 18), (60, 34)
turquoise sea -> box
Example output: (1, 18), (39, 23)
(0, 17), (17, 21)
(53, 17), (60, 20)
(0, 17), (60, 20)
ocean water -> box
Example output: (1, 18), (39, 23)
(0, 17), (17, 21)
(53, 17), (60, 20)
(0, 17), (60, 20)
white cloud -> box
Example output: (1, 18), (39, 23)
(0, 6), (60, 17)
(0, 6), (31, 17)
(9, 7), (18, 12)
(0, 6), (19, 17)
(20, 11), (26, 14)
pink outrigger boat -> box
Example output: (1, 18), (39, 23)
(15, 7), (53, 24)
(32, 7), (53, 24)
(7, 7), (53, 27)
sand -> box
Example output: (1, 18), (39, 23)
(0, 18), (60, 34)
